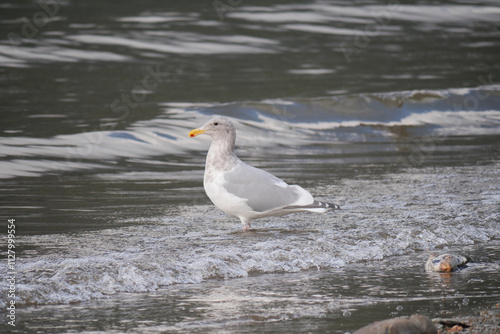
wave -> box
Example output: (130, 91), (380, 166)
(0, 85), (499, 179)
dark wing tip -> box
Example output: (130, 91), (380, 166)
(283, 201), (341, 211)
(328, 203), (341, 210)
(313, 201), (341, 210)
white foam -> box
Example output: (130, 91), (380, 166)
(1, 164), (497, 308)
(1, 87), (499, 179)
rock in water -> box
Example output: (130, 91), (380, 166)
(425, 254), (469, 272)
(354, 314), (437, 334)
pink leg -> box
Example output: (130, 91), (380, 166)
(241, 219), (251, 231)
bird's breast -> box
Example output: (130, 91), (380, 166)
(203, 168), (253, 218)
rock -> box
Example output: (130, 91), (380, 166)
(437, 318), (470, 330)
(425, 254), (469, 272)
(435, 304), (500, 333)
(354, 314), (437, 334)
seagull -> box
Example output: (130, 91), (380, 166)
(189, 116), (340, 231)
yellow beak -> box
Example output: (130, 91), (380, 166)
(189, 128), (206, 137)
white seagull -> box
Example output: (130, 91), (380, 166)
(189, 116), (340, 231)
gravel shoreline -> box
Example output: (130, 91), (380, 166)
(435, 304), (500, 334)
(353, 304), (500, 333)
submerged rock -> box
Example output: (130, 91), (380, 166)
(353, 314), (437, 334)
(425, 254), (469, 272)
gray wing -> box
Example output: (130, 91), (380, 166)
(223, 161), (312, 212)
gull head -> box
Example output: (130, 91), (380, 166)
(189, 116), (236, 141)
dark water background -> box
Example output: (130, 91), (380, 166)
(1, 0), (499, 333)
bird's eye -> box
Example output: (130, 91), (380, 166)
(214, 122), (218, 126)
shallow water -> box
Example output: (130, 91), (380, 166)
(1, 0), (500, 333)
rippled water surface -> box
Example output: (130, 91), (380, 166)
(1, 0), (499, 333)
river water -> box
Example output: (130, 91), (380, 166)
(1, 0), (499, 333)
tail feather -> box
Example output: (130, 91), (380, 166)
(284, 201), (341, 211)
(312, 201), (341, 210)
